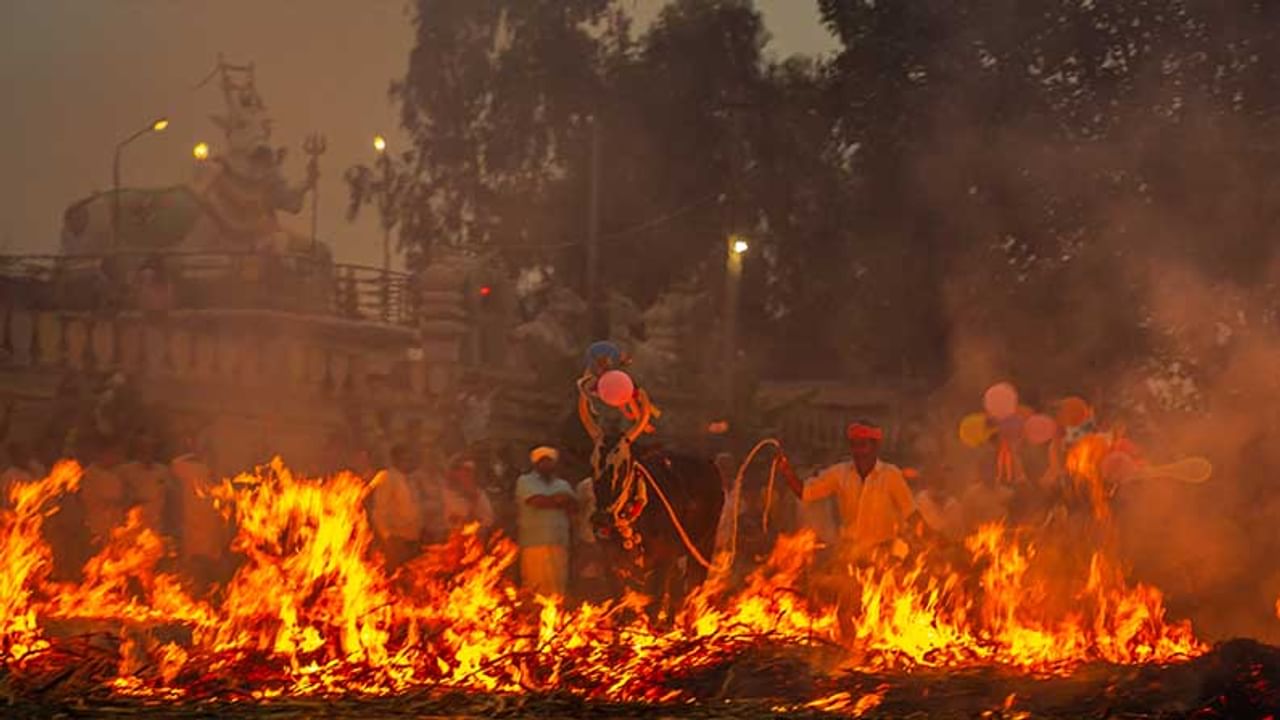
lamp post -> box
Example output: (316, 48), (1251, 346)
(112, 117), (168, 247)
(722, 234), (748, 409)
(373, 135), (394, 273)
(373, 134), (395, 321)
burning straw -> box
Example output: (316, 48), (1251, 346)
(0, 459), (1219, 713)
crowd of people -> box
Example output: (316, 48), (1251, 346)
(0, 401), (1125, 605)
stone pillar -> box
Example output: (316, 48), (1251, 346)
(143, 324), (167, 374)
(9, 309), (33, 366)
(64, 317), (88, 370)
(328, 351), (349, 393)
(216, 330), (239, 379)
(193, 330), (218, 379)
(415, 262), (471, 397)
(90, 318), (115, 368)
(284, 339), (307, 388)
(118, 320), (143, 371)
(307, 346), (328, 388)
(35, 312), (61, 367)
(168, 327), (193, 376)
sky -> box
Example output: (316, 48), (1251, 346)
(0, 1), (835, 268)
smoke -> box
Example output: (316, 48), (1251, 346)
(874, 24), (1280, 642)
(920, 158), (1280, 644)
(1109, 262), (1280, 644)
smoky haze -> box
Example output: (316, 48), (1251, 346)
(3, 0), (1277, 647)
(0, 0), (832, 266)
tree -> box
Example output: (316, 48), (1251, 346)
(349, 0), (622, 271)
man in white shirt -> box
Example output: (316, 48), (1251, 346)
(369, 443), (425, 568)
(782, 421), (917, 561)
(515, 446), (577, 597)
(441, 454), (495, 532)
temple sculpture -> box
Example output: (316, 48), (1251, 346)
(60, 57), (323, 259)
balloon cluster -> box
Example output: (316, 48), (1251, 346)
(957, 383), (1096, 449)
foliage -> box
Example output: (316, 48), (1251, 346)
(353, 0), (1280, 394)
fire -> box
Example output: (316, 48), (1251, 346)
(0, 459), (1204, 706)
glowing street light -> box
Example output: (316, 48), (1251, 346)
(373, 134), (387, 153)
(732, 238), (750, 255)
(192, 141), (210, 161)
(151, 118), (170, 132)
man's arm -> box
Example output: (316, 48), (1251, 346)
(794, 463), (840, 502)
(518, 477), (578, 510)
(888, 469), (919, 521)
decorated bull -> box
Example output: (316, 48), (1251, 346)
(576, 353), (723, 610)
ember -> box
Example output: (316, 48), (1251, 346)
(1, 458), (1241, 717)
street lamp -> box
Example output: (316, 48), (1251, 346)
(372, 135), (393, 275)
(112, 116), (169, 246)
(722, 234), (749, 409)
(372, 134), (395, 321)
(192, 141), (210, 161)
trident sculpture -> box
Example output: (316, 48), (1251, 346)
(303, 133), (327, 254)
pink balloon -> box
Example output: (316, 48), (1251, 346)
(983, 382), (1019, 419)
(597, 370), (635, 408)
(1024, 414), (1058, 445)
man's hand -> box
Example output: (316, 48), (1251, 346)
(777, 454), (803, 498)
(555, 492), (579, 513)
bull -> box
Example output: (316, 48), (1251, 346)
(577, 378), (723, 611)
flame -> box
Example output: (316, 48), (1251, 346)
(1065, 434), (1113, 521)
(0, 458), (1204, 705)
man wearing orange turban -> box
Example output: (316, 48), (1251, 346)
(781, 421), (917, 560)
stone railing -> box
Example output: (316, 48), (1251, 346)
(0, 307), (441, 404)
(0, 251), (415, 327)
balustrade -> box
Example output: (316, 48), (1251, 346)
(0, 251), (414, 327)
(0, 307), (447, 414)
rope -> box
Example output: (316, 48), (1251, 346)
(724, 438), (785, 571)
(634, 462), (713, 570)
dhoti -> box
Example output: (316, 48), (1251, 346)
(520, 545), (569, 597)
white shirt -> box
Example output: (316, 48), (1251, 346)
(370, 467), (424, 542)
(575, 477), (598, 544)
(915, 489), (964, 540)
(515, 472), (574, 548)
(442, 486), (495, 530)
(713, 485), (742, 559)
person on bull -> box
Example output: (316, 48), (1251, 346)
(781, 420), (919, 561)
(515, 446), (578, 597)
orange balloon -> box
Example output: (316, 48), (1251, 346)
(1057, 396), (1091, 428)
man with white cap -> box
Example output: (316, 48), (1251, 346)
(515, 446), (577, 597)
